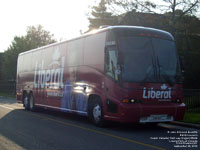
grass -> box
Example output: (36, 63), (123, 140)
(0, 92), (15, 98)
(182, 96), (200, 124)
(181, 112), (200, 124)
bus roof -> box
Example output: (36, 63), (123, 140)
(108, 26), (174, 41)
(19, 26), (174, 56)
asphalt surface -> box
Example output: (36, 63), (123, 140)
(0, 96), (199, 150)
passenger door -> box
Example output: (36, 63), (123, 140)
(104, 46), (121, 115)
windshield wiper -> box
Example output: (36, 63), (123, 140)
(156, 56), (161, 80)
(156, 56), (174, 86)
(141, 57), (156, 84)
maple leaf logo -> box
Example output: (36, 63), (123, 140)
(161, 84), (167, 90)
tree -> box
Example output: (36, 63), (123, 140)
(26, 25), (56, 48)
(2, 25), (56, 81)
(88, 0), (118, 31)
(0, 53), (3, 80)
(106, 0), (200, 15)
(106, 0), (200, 34)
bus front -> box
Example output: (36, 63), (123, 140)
(104, 26), (185, 123)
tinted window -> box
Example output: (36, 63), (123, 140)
(118, 37), (154, 82)
(118, 36), (181, 83)
(105, 46), (118, 81)
(152, 38), (178, 76)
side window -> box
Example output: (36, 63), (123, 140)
(105, 46), (118, 81)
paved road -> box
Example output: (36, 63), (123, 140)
(0, 96), (199, 150)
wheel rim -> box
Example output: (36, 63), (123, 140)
(93, 104), (101, 122)
(29, 96), (33, 109)
(24, 96), (28, 107)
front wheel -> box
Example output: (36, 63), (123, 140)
(90, 97), (105, 127)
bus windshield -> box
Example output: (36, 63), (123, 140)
(117, 36), (182, 83)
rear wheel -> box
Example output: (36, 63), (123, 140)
(29, 93), (36, 111)
(147, 122), (159, 126)
(23, 93), (29, 110)
(89, 97), (105, 127)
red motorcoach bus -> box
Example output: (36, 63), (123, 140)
(16, 26), (185, 126)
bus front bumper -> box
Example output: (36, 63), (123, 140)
(118, 103), (186, 123)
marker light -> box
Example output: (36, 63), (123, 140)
(122, 99), (141, 104)
(173, 98), (182, 103)
(122, 99), (129, 103)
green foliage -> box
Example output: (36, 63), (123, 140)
(26, 25), (56, 48)
(177, 33), (200, 89)
(0, 92), (15, 98)
(2, 25), (56, 81)
(88, 0), (118, 31)
(0, 53), (3, 80)
(2, 36), (27, 80)
(182, 112), (200, 124)
(106, 0), (200, 34)
(183, 95), (200, 112)
(0, 80), (15, 95)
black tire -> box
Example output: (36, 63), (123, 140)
(148, 122), (159, 126)
(29, 93), (36, 112)
(23, 93), (29, 110)
(89, 97), (105, 127)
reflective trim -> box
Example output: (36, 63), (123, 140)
(104, 115), (119, 119)
(35, 103), (88, 115)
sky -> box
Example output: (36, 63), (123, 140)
(0, 0), (96, 52)
(0, 0), (199, 53)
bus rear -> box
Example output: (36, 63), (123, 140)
(103, 26), (185, 123)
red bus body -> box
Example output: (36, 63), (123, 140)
(16, 26), (185, 124)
